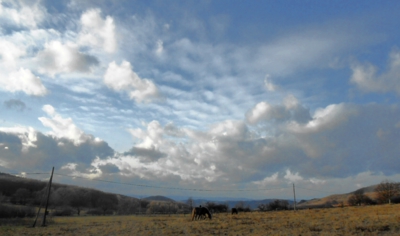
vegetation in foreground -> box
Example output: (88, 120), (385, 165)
(1, 204), (400, 236)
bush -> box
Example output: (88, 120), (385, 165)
(52, 207), (74, 216)
(86, 208), (103, 216)
(0, 204), (35, 218)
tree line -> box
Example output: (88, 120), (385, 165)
(0, 173), (189, 217)
(347, 180), (400, 206)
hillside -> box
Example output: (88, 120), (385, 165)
(297, 185), (379, 208)
(1, 172), (392, 213)
(143, 195), (175, 202)
(0, 173), (189, 216)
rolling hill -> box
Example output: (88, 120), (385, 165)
(297, 185), (379, 208)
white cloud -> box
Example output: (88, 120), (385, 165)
(264, 74), (277, 92)
(155, 39), (164, 56)
(0, 0), (47, 29)
(252, 172), (279, 185)
(104, 61), (160, 103)
(246, 102), (283, 124)
(0, 68), (47, 96)
(0, 39), (47, 96)
(284, 169), (303, 182)
(129, 120), (164, 150)
(0, 126), (37, 150)
(251, 28), (357, 76)
(38, 105), (92, 145)
(0, 39), (25, 68)
(79, 8), (117, 53)
(350, 48), (400, 94)
(36, 41), (99, 77)
(246, 97), (310, 125)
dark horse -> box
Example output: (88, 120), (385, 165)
(191, 207), (212, 221)
(231, 208), (238, 214)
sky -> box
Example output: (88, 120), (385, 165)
(1, 0), (400, 201)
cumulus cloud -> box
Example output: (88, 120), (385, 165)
(104, 61), (160, 103)
(0, 39), (25, 68)
(0, 68), (47, 96)
(351, 48), (400, 94)
(88, 102), (400, 189)
(0, 128), (114, 172)
(0, 39), (47, 96)
(0, 0), (47, 29)
(0, 126), (37, 150)
(98, 163), (120, 174)
(246, 96), (311, 125)
(36, 41), (99, 77)
(78, 8), (117, 53)
(2, 101), (400, 198)
(38, 104), (92, 145)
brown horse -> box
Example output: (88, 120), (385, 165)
(191, 207), (212, 221)
(231, 208), (238, 214)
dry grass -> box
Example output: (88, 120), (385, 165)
(1, 204), (400, 235)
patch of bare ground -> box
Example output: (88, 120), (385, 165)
(1, 204), (400, 235)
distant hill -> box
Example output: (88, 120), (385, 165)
(0, 173), (189, 216)
(143, 195), (175, 202)
(1, 172), (388, 212)
(184, 198), (294, 210)
(297, 185), (379, 208)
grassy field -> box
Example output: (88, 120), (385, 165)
(1, 204), (400, 235)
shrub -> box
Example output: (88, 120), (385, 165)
(52, 206), (74, 216)
(0, 204), (35, 218)
(86, 208), (112, 216)
(86, 208), (103, 216)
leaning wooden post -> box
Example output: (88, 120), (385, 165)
(42, 167), (54, 227)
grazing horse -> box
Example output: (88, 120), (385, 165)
(231, 208), (238, 215)
(191, 207), (212, 221)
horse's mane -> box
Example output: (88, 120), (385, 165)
(191, 207), (212, 220)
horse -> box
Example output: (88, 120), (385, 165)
(191, 207), (212, 221)
(231, 208), (238, 214)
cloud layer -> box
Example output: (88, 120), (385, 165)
(1, 1), (400, 199)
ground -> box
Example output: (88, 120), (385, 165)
(1, 204), (400, 235)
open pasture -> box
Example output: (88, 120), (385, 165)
(1, 204), (400, 235)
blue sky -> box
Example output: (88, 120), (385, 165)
(1, 0), (400, 200)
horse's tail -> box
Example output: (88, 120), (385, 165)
(191, 208), (196, 221)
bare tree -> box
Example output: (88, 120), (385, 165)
(14, 188), (30, 205)
(348, 189), (373, 206)
(257, 203), (267, 212)
(375, 180), (400, 204)
(186, 197), (194, 210)
(97, 194), (118, 215)
(0, 193), (5, 204)
(70, 189), (88, 216)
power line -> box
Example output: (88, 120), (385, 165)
(4, 172), (49, 175)
(2, 170), (339, 195)
(296, 186), (338, 195)
(54, 173), (291, 192)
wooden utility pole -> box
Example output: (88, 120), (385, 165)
(41, 167), (54, 227)
(32, 167), (54, 227)
(293, 183), (297, 211)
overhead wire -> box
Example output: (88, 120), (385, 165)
(2, 170), (340, 195)
(54, 173), (291, 192)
